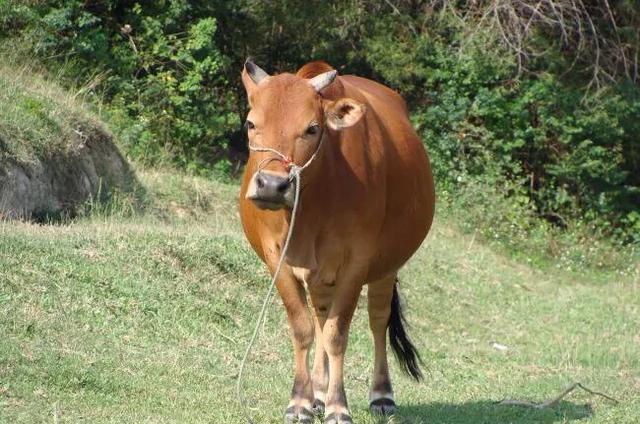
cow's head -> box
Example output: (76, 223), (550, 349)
(242, 60), (365, 210)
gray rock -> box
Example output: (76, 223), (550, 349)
(0, 124), (136, 221)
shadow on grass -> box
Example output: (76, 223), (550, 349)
(392, 400), (593, 424)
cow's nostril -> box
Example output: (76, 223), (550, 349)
(276, 180), (290, 193)
(256, 174), (266, 189)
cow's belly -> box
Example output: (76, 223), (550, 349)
(367, 166), (435, 282)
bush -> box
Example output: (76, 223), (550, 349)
(363, 15), (639, 244)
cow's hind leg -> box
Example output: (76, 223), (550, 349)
(276, 270), (315, 424)
(367, 275), (396, 415)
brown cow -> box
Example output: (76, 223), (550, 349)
(239, 60), (435, 424)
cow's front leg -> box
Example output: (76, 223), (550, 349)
(276, 269), (315, 424)
(321, 279), (363, 424)
(308, 285), (332, 416)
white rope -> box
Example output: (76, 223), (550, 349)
(236, 132), (324, 423)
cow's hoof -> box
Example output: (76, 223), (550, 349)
(369, 398), (396, 416)
(284, 406), (314, 424)
(312, 399), (325, 415)
(324, 412), (353, 424)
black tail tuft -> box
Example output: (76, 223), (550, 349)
(389, 281), (423, 381)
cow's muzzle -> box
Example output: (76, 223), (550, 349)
(245, 170), (295, 210)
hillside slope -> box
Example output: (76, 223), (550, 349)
(1, 170), (638, 423)
(0, 63), (136, 220)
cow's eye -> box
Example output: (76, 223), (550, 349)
(306, 124), (320, 135)
(244, 120), (255, 130)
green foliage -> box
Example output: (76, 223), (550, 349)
(416, 52), (640, 243)
(106, 12), (238, 172)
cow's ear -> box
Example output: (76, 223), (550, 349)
(324, 98), (366, 130)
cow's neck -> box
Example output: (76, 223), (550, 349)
(281, 133), (350, 271)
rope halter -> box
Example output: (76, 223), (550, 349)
(247, 127), (325, 182)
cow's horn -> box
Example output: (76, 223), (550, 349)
(245, 59), (269, 85)
(309, 70), (337, 92)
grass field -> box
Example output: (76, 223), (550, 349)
(1, 169), (638, 424)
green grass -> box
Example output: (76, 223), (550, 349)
(1, 168), (638, 423)
(0, 59), (103, 164)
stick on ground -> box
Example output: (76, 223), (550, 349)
(497, 383), (619, 409)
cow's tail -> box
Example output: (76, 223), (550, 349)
(389, 280), (423, 381)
